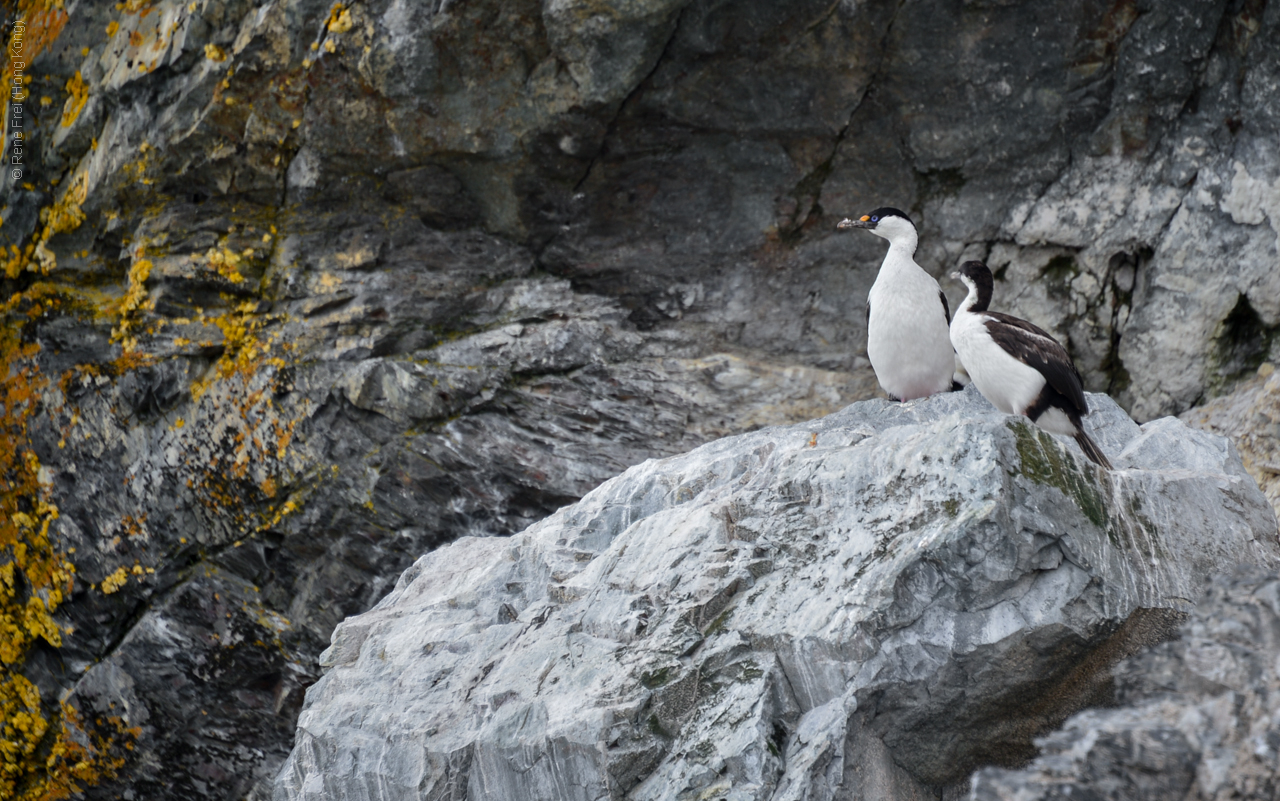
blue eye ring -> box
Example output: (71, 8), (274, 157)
(870, 216), (879, 222)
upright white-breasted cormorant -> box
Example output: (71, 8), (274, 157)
(948, 260), (1112, 469)
(838, 208), (958, 401)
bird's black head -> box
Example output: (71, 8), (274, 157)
(836, 206), (913, 231)
(950, 260), (993, 312)
(954, 260), (990, 282)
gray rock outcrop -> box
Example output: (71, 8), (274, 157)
(273, 388), (1280, 800)
(969, 568), (1280, 801)
(1184, 362), (1280, 523)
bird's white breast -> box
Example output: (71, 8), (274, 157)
(949, 311), (1046, 415)
(866, 249), (955, 401)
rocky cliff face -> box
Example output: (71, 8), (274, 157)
(3, 0), (1280, 797)
(272, 389), (1279, 801)
(970, 568), (1280, 801)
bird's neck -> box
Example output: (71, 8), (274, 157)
(880, 239), (921, 278)
(884, 230), (918, 258)
(959, 281), (991, 314)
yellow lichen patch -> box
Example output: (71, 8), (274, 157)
(106, 20), (119, 36)
(118, 258), (153, 318)
(326, 4), (353, 33)
(0, 283), (134, 800)
(153, 298), (309, 542)
(6, 245), (35, 279)
(203, 43), (226, 61)
(60, 71), (89, 127)
(0, 674), (48, 792)
(120, 144), (156, 186)
(44, 175), (88, 239)
(0, 304), (71, 669)
(98, 566), (128, 595)
(110, 256), (154, 352)
(31, 703), (137, 800)
(197, 303), (276, 396)
(205, 246), (245, 283)
(5, 168), (89, 278)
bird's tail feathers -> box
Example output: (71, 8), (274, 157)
(1074, 430), (1113, 470)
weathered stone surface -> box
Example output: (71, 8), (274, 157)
(4, 0), (1280, 796)
(273, 389), (1279, 801)
(35, 269), (872, 799)
(1183, 362), (1280, 525)
(968, 568), (1280, 801)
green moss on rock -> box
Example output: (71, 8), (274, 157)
(1009, 420), (1107, 528)
(640, 666), (673, 689)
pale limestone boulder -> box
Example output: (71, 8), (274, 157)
(274, 388), (1279, 800)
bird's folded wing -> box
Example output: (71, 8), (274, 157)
(983, 312), (1088, 413)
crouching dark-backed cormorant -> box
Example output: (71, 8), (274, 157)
(949, 260), (1112, 469)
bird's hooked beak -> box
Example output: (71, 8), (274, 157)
(837, 215), (876, 230)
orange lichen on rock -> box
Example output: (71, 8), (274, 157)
(189, 301), (282, 400)
(2, 5), (87, 277)
(1, 291), (137, 799)
(0, 12), (141, 797)
(26, 702), (138, 801)
(12, 1), (70, 64)
(0, 305), (70, 670)
(170, 309), (305, 541)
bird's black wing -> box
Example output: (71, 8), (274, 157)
(938, 290), (951, 326)
(866, 299), (871, 328)
(983, 312), (1087, 414)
